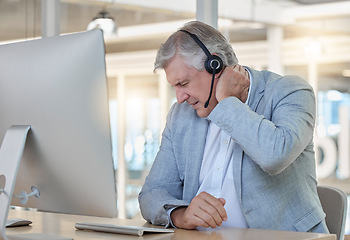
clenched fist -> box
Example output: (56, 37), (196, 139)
(170, 191), (227, 229)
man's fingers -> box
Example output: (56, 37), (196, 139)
(216, 64), (250, 103)
(196, 192), (228, 225)
(218, 197), (226, 206)
(198, 202), (224, 227)
(194, 208), (219, 228)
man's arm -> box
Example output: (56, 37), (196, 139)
(210, 66), (316, 175)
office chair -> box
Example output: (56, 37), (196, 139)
(317, 185), (348, 240)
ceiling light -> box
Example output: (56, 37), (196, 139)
(87, 10), (117, 36)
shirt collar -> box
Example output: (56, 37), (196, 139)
(244, 67), (253, 105)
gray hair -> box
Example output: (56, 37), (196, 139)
(154, 21), (238, 72)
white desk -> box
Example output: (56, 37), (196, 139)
(7, 209), (336, 240)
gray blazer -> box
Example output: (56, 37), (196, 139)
(139, 67), (328, 233)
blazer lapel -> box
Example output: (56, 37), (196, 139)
(183, 115), (209, 202)
(232, 142), (244, 200)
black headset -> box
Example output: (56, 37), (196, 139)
(180, 29), (224, 108)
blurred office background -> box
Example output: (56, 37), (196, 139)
(2, 0), (350, 232)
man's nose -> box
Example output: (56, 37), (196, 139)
(175, 88), (189, 104)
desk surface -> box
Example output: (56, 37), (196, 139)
(7, 209), (336, 240)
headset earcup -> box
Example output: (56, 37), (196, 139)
(205, 55), (223, 74)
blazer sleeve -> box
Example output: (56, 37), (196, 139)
(208, 74), (316, 175)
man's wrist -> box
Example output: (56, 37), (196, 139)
(170, 206), (187, 228)
(166, 207), (178, 228)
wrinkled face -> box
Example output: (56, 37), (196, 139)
(165, 55), (218, 118)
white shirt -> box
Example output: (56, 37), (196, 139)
(196, 68), (253, 229)
(196, 122), (248, 229)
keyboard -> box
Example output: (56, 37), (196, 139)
(75, 222), (174, 236)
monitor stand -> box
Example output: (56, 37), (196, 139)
(0, 126), (72, 240)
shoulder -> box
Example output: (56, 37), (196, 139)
(247, 67), (312, 91)
(246, 68), (315, 114)
(262, 70), (313, 93)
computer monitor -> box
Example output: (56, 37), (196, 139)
(0, 30), (118, 218)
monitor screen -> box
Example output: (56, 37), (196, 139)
(0, 30), (118, 218)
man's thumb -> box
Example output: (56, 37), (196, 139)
(218, 197), (226, 206)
